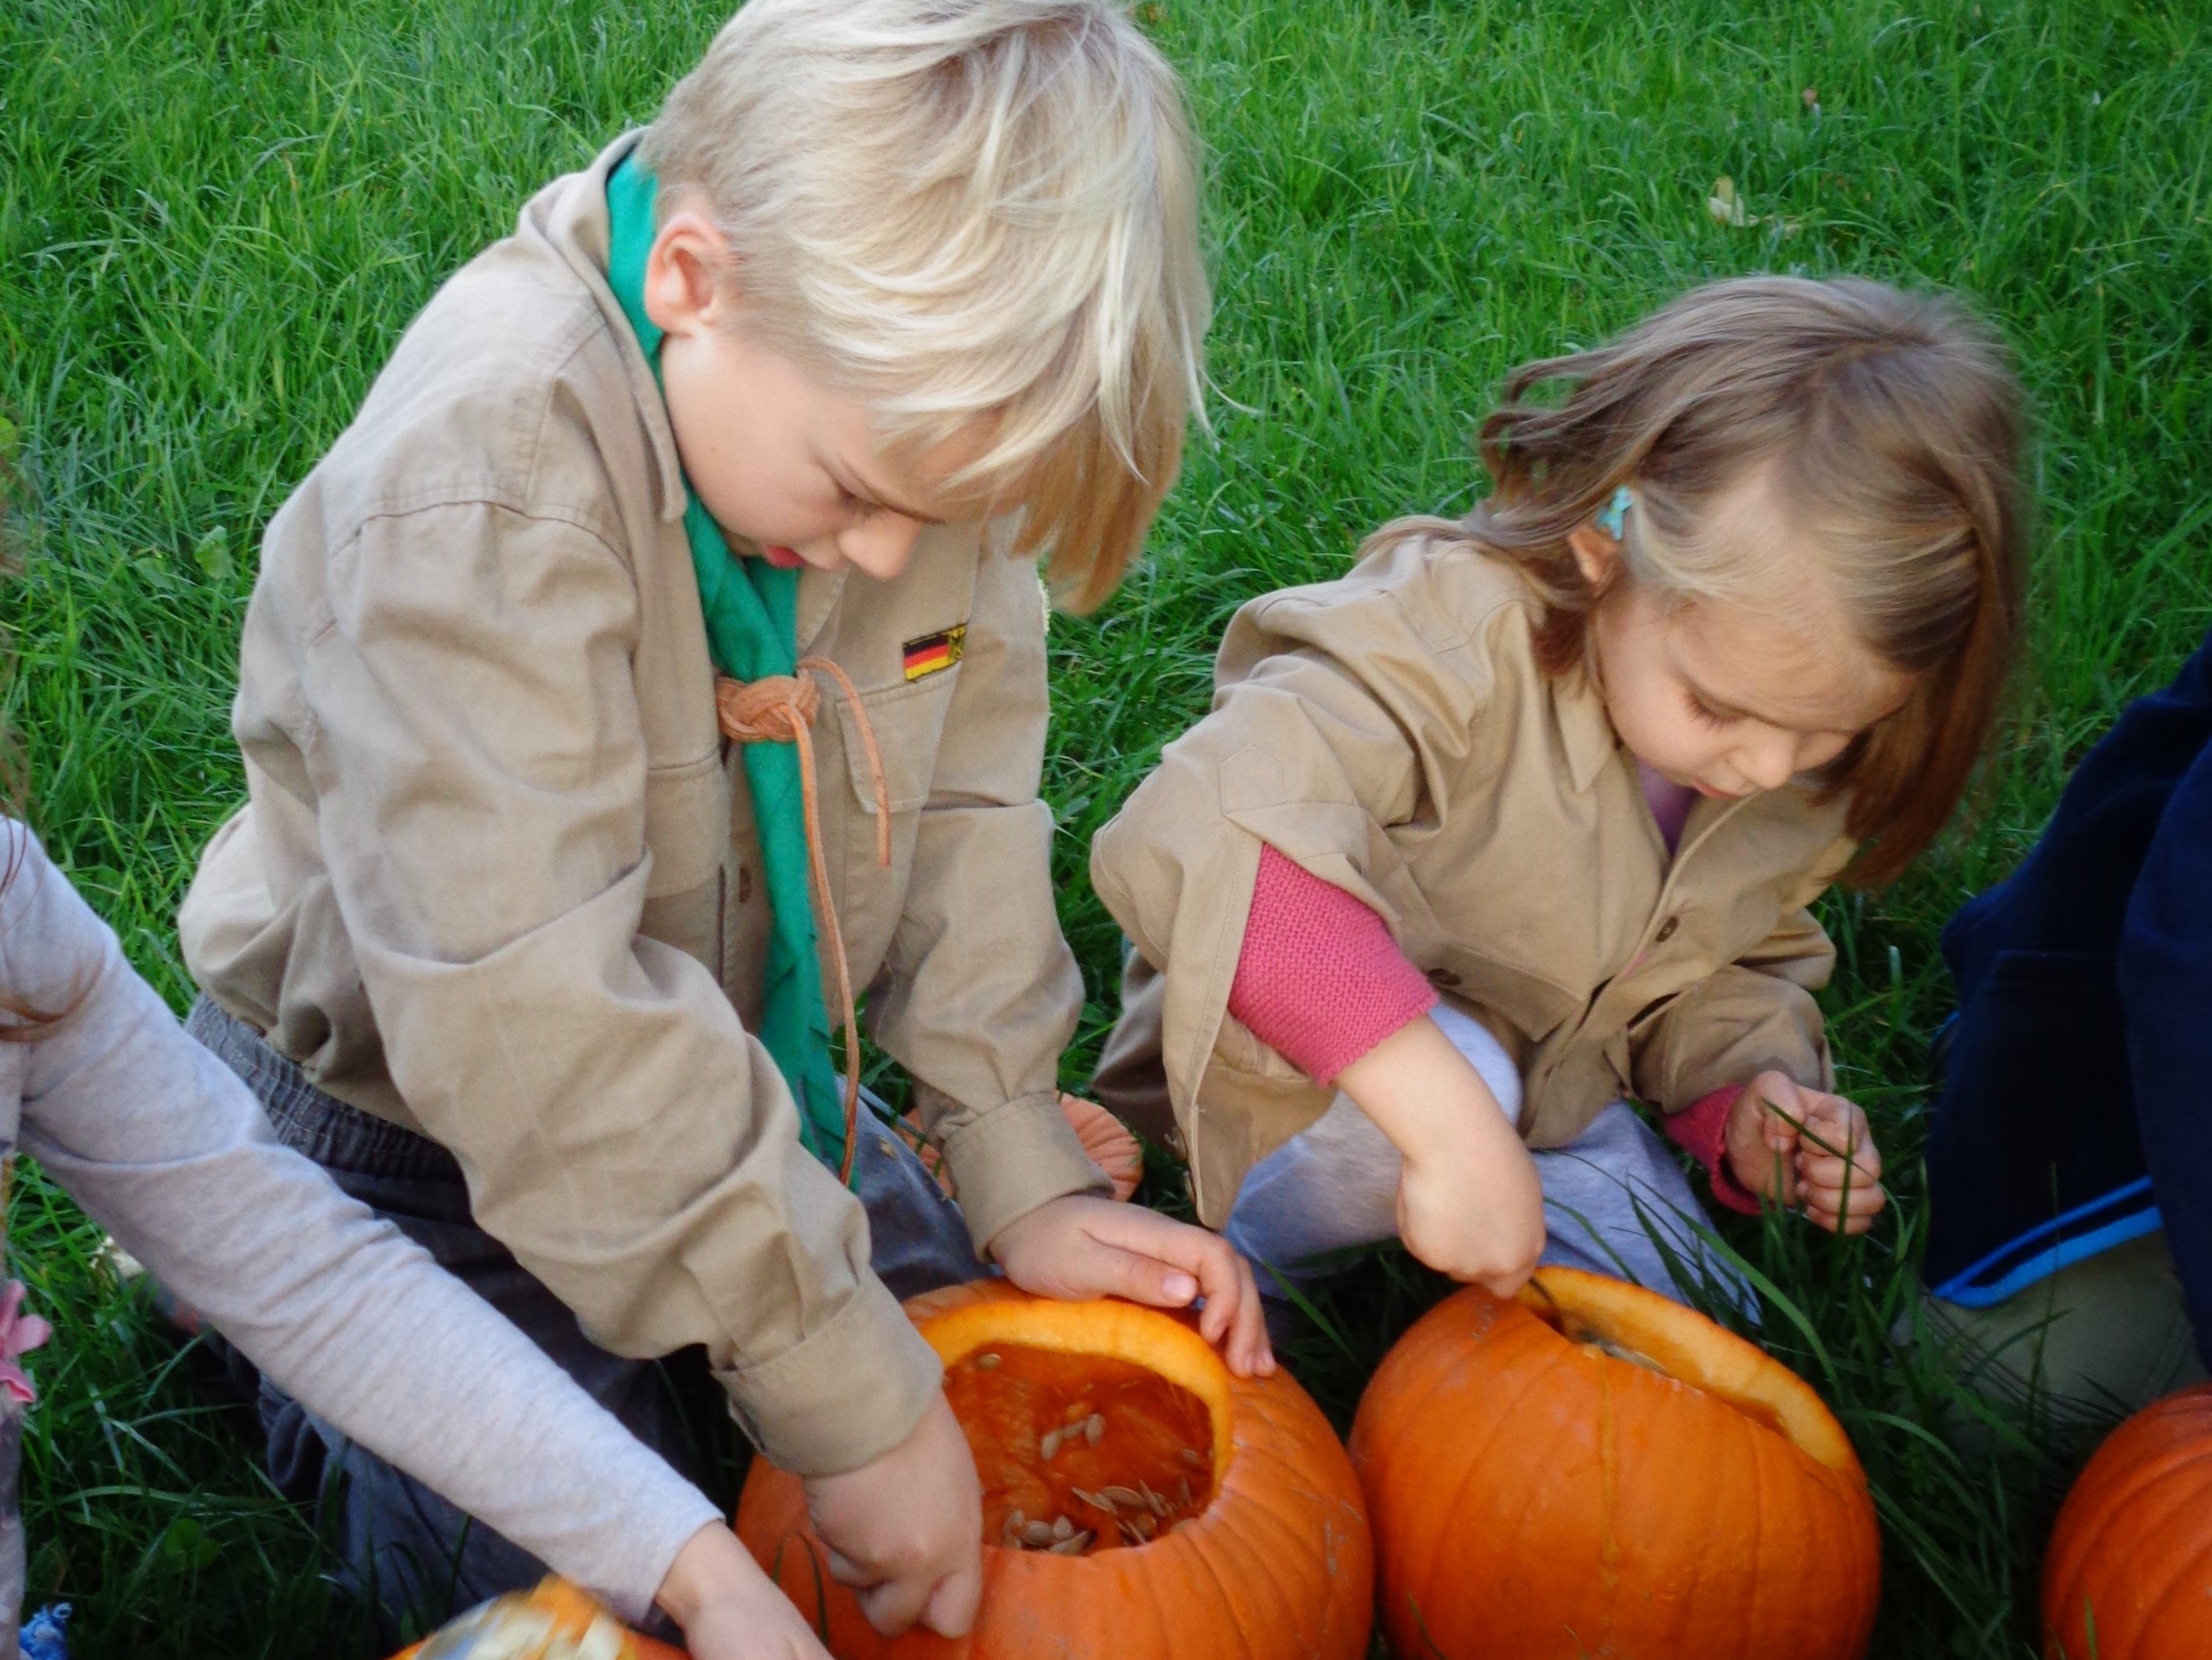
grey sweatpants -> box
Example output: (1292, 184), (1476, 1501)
(1226, 1003), (1741, 1306)
(187, 997), (982, 1637)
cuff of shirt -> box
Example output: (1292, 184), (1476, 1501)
(942, 1090), (1113, 1256)
(1662, 1084), (1763, 1215)
(716, 1276), (943, 1477)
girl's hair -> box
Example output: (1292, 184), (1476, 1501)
(642, 0), (1209, 612)
(1374, 275), (2027, 885)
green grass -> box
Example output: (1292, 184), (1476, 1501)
(2, 0), (2210, 1652)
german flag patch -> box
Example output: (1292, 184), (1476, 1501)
(901, 624), (968, 682)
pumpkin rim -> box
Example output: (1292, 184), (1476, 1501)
(1515, 1265), (1863, 1479)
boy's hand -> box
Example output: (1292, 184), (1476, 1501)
(1724, 1072), (1887, 1234)
(1337, 1016), (1546, 1297)
(801, 1395), (983, 1639)
(656, 1522), (836, 1660)
(989, 1195), (1275, 1378)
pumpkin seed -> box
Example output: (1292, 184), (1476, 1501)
(1117, 1517), (1148, 1547)
(1085, 1413), (1104, 1446)
(1040, 1428), (1063, 1460)
(1131, 1513), (1157, 1541)
(1178, 1446), (1205, 1469)
(1053, 1516), (1074, 1541)
(1071, 1488), (1117, 1516)
(1175, 1478), (1192, 1507)
(1048, 1531), (1093, 1556)
(975, 1353), (1001, 1370)
(1099, 1484), (1145, 1509)
(1021, 1520), (1056, 1547)
(1138, 1481), (1170, 1517)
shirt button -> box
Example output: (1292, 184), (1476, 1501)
(1655, 917), (1680, 944)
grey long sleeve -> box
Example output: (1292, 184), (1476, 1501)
(0, 826), (719, 1621)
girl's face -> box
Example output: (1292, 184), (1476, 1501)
(1569, 486), (1911, 801)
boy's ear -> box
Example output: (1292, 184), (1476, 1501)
(1566, 523), (1621, 593)
(642, 209), (737, 339)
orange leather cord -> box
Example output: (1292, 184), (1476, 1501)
(715, 657), (892, 1186)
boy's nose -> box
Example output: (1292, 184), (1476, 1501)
(842, 513), (927, 581)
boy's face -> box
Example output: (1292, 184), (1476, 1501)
(644, 203), (985, 580)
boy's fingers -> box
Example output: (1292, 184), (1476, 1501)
(856, 1576), (930, 1637)
(920, 1560), (983, 1639)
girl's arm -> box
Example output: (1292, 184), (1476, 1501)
(1, 828), (721, 1624)
(1335, 1016), (1546, 1294)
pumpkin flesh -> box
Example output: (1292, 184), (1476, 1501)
(943, 1344), (1214, 1548)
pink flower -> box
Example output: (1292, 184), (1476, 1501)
(0, 1279), (52, 1406)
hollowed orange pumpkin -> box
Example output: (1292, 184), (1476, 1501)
(389, 1576), (683, 1659)
(737, 1279), (1373, 1658)
(2043, 1383), (2212, 1660)
(1349, 1268), (1880, 1659)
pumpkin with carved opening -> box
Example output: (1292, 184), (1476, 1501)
(1350, 1268), (1880, 1659)
(737, 1279), (1373, 1658)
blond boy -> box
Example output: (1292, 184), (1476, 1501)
(179, 0), (1262, 1639)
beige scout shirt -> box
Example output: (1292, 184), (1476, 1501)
(1088, 533), (1857, 1227)
(178, 136), (1106, 1476)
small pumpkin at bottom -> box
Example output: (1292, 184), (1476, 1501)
(389, 1576), (683, 1659)
(1350, 1268), (1880, 1660)
(737, 1279), (1373, 1658)
(2043, 1383), (2212, 1660)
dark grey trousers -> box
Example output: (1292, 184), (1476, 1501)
(186, 997), (981, 1636)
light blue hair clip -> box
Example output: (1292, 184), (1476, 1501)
(1595, 485), (1633, 541)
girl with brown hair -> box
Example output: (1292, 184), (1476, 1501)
(1089, 275), (2026, 1310)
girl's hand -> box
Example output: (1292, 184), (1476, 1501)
(1394, 1127), (1546, 1296)
(1724, 1072), (1886, 1234)
(656, 1523), (835, 1659)
(989, 1195), (1275, 1378)
(1337, 1016), (1546, 1296)
(801, 1395), (983, 1638)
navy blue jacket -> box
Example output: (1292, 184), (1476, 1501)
(1926, 625), (2212, 1369)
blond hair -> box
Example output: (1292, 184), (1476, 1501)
(1373, 276), (2027, 885)
(642, 0), (1207, 611)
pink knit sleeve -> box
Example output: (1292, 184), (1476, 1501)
(1662, 1084), (1763, 1215)
(1226, 846), (1439, 1085)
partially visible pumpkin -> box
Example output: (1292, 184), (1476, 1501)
(389, 1577), (683, 1659)
(2043, 1383), (2212, 1660)
(1350, 1268), (1880, 1659)
(737, 1279), (1372, 1658)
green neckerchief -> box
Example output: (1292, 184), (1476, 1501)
(605, 151), (850, 1177)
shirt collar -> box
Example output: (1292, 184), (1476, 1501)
(1552, 665), (1621, 796)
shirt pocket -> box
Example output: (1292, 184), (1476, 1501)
(831, 673), (956, 970)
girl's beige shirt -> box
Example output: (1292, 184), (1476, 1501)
(1088, 534), (1857, 1227)
(176, 136), (1105, 1478)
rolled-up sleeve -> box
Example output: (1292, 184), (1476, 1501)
(867, 550), (1104, 1251)
(299, 501), (938, 1475)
